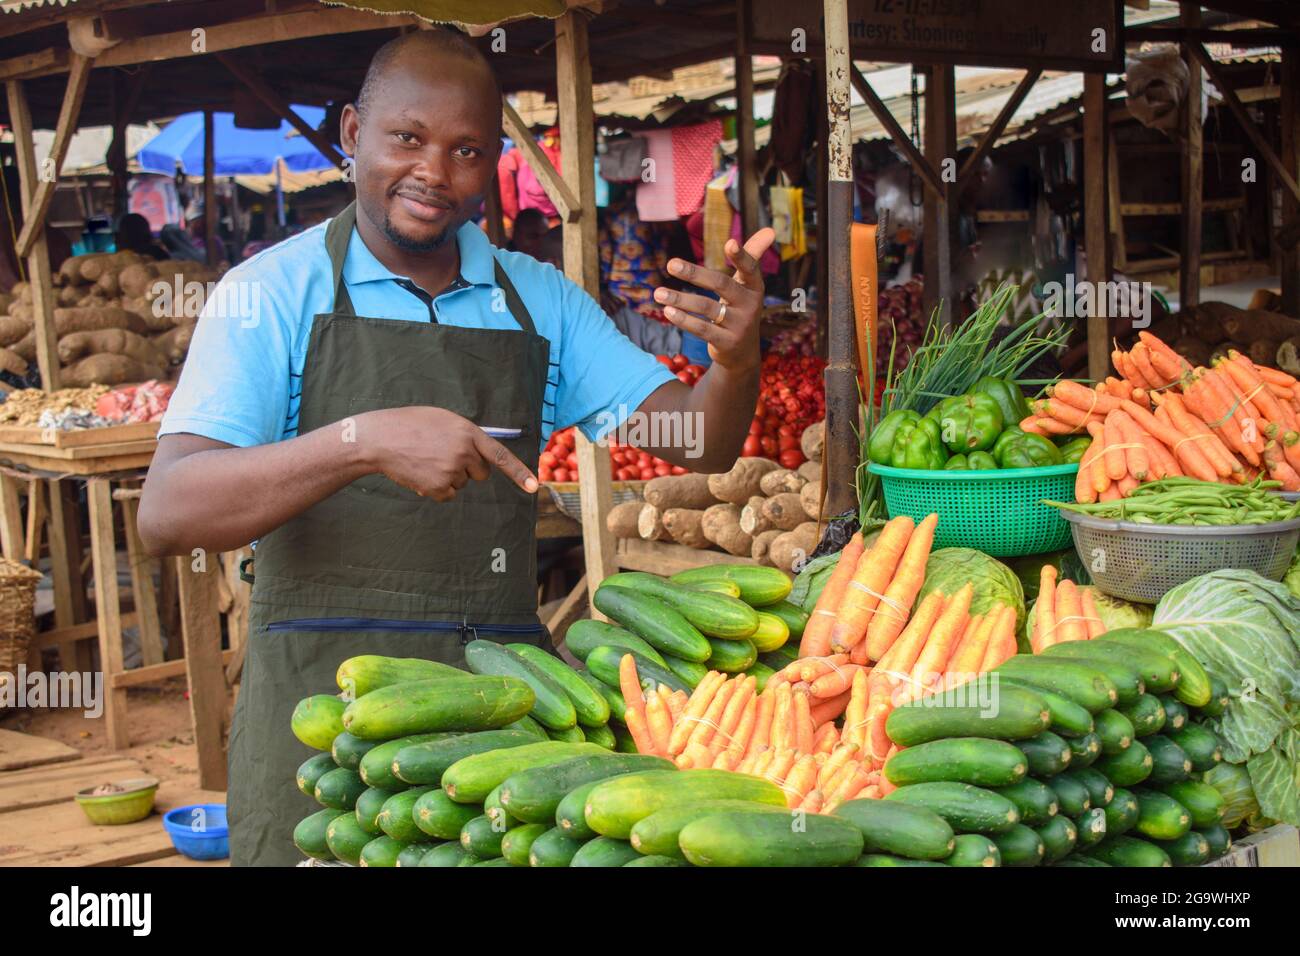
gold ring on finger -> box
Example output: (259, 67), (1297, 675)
(714, 302), (728, 326)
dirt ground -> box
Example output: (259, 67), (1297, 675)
(0, 678), (231, 789)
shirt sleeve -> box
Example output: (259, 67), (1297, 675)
(552, 274), (676, 443)
(157, 266), (297, 448)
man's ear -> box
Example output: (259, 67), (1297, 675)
(340, 103), (360, 157)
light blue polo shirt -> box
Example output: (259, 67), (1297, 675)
(160, 215), (675, 449)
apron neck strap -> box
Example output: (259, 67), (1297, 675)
(493, 260), (538, 336)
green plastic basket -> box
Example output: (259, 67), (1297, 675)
(867, 462), (1080, 557)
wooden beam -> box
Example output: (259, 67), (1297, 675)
(0, 48), (68, 82)
(203, 109), (217, 268)
(734, 0), (760, 239)
(1181, 4), (1204, 309)
(176, 555), (229, 792)
(110, 651), (236, 690)
(1282, 44), (1299, 316)
(1083, 74), (1111, 383)
(87, 479), (129, 750)
(107, 65), (150, 214)
(922, 64), (957, 330)
(501, 99), (580, 223)
(849, 63), (944, 198)
(955, 69), (1041, 197)
(216, 52), (348, 171)
(14, 53), (91, 259)
(1108, 132), (1129, 272)
(1125, 26), (1296, 44)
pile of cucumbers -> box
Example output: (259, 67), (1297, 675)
(876, 628), (1235, 867)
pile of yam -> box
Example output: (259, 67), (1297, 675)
(1153, 300), (1300, 377)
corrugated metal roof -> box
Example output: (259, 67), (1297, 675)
(0, 0), (85, 12)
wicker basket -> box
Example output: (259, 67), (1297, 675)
(0, 558), (44, 679)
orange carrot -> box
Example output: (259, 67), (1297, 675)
(766, 749), (798, 786)
(1224, 353), (1295, 430)
(783, 754), (820, 807)
(770, 683), (793, 753)
(1122, 399), (1219, 482)
(1053, 379), (1121, 415)
(1035, 397), (1098, 430)
(724, 693), (760, 762)
(1054, 579), (1087, 644)
(1075, 434), (1101, 503)
(799, 789), (825, 813)
(644, 693), (672, 757)
(798, 531), (866, 657)
(813, 720), (840, 755)
(624, 706), (654, 754)
(906, 582), (974, 697)
(1035, 564), (1058, 652)
(669, 671), (725, 754)
(686, 676), (736, 751)
(818, 745), (860, 792)
(1024, 414), (1078, 435)
(751, 748), (775, 778)
(1110, 409), (1149, 481)
(713, 676), (756, 756)
(828, 515), (915, 652)
(979, 605), (1020, 671)
(1164, 395), (1235, 479)
(797, 653), (851, 683)
(1263, 441), (1300, 491)
(810, 663), (866, 699)
(842, 668), (871, 750)
(864, 513), (939, 660)
(1020, 415), (1052, 436)
(1184, 374), (1257, 465)
(1204, 368), (1264, 449)
(809, 689), (852, 727)
(1130, 342), (1166, 389)
(1103, 411), (1128, 480)
(748, 689), (776, 755)
(1086, 421), (1112, 494)
(619, 653), (646, 714)
(940, 611), (996, 689)
(826, 766), (873, 812)
(793, 689), (815, 754)
(1079, 587), (1106, 639)
(667, 689), (689, 720)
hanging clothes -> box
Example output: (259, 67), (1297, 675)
(517, 127), (562, 223)
(770, 61), (816, 183)
(497, 146), (522, 223)
(700, 169), (734, 272)
(770, 184), (806, 261)
(633, 129), (677, 222)
(600, 192), (670, 312)
(671, 119), (723, 218)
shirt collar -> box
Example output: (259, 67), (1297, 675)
(341, 218), (497, 290)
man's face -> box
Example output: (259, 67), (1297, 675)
(513, 218), (547, 257)
(342, 57), (500, 254)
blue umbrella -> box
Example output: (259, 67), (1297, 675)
(136, 106), (334, 176)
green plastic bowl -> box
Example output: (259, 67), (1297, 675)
(74, 777), (159, 826)
(867, 462), (1080, 557)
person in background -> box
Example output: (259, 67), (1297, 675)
(509, 207), (549, 259)
(116, 212), (170, 260)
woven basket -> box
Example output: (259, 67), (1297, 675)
(0, 558), (44, 679)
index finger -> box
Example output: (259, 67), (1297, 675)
(472, 430), (539, 494)
(727, 227), (776, 286)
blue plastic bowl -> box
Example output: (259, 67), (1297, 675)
(163, 804), (229, 861)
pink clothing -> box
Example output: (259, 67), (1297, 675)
(671, 119), (723, 217)
(497, 148), (522, 222)
(633, 130), (677, 222)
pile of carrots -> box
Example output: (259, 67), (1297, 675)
(1024, 331), (1300, 496)
(1028, 565), (1106, 653)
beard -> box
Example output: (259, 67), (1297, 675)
(379, 209), (457, 253)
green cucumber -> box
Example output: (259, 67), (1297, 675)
(1053, 856), (1111, 866)
(992, 823), (1045, 866)
(563, 620), (667, 666)
(528, 826), (588, 867)
(413, 788), (480, 840)
(593, 585), (712, 662)
(473, 857), (514, 867)
(314, 767), (367, 811)
(992, 779), (1059, 825)
(885, 678), (1050, 746)
(1155, 830), (1210, 866)
(1132, 788), (1192, 840)
(993, 656), (1118, 713)
(418, 843), (473, 867)
(377, 787), (435, 843)
(1093, 740), (1153, 787)
(359, 732), (454, 789)
(744, 661), (776, 693)
(556, 780), (604, 839)
(1199, 675), (1229, 717)
(442, 741), (607, 804)
(630, 800), (791, 860)
(484, 784), (513, 828)
(460, 814), (507, 858)
(291, 694), (346, 751)
(355, 787), (396, 835)
(678, 811), (864, 867)
(884, 782), (1020, 834)
(583, 724), (617, 750)
(945, 833), (1001, 867)
(853, 855), (948, 867)
(1082, 835), (1172, 867)
(359, 835), (406, 867)
(1166, 725), (1222, 771)
(500, 822), (548, 866)
(1199, 823), (1232, 859)
(584, 769), (785, 839)
(1016, 731), (1072, 777)
(687, 579), (742, 597)
(1074, 806), (1108, 847)
(1035, 815), (1077, 863)
(598, 571), (760, 638)
(506, 643), (611, 727)
(1117, 694), (1166, 738)
(576, 669), (627, 722)
(586, 645), (690, 695)
(830, 799), (957, 860)
(997, 677), (1094, 738)
(756, 600), (805, 640)
(1080, 638), (1183, 693)
(1158, 696), (1188, 730)
(662, 654), (708, 689)
(1049, 774), (1091, 817)
(1105, 788), (1140, 836)
(330, 732), (378, 772)
(1067, 732), (1102, 768)
(748, 612), (790, 654)
(613, 725), (637, 753)
(463, 641), (574, 730)
(624, 855), (690, 866)
(1062, 767), (1113, 808)
(396, 842), (439, 867)
(391, 729), (541, 786)
(342, 674), (535, 739)
(705, 636), (757, 673)
(669, 564), (792, 606)
(547, 725), (586, 742)
(457, 853), (483, 866)
(296, 753), (337, 799)
(1159, 780), (1224, 828)
(884, 737), (1028, 788)
(570, 835), (645, 867)
(293, 808), (344, 860)
(1100, 628), (1209, 707)
(1041, 643), (1146, 705)
(1094, 708), (1135, 755)
(500, 753), (675, 824)
(1145, 735), (1193, 785)
(335, 654), (461, 698)
(324, 812), (371, 865)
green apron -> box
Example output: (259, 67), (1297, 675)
(228, 202), (551, 866)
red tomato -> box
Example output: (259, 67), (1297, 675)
(670, 354), (688, 371)
(638, 452), (652, 466)
(555, 429), (575, 449)
(639, 466), (656, 480)
(676, 371), (694, 384)
(653, 463), (671, 477)
(552, 467), (570, 482)
(655, 355), (673, 368)
(779, 449), (806, 469)
(670, 465), (689, 475)
(777, 424), (796, 438)
(539, 451), (558, 469)
(538, 465), (554, 482)
(684, 364), (706, 379)
(748, 419), (763, 436)
(742, 435), (761, 457)
(760, 436), (778, 457)
(617, 466), (638, 481)
(778, 433), (801, 452)
(565, 453), (579, 472)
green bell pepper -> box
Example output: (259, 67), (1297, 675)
(1057, 436), (1092, 465)
(868, 409), (920, 465)
(991, 426), (1026, 461)
(934, 393), (1004, 454)
(967, 451), (999, 470)
(891, 420), (947, 469)
(944, 454), (970, 470)
(997, 432), (1065, 469)
(971, 376), (1030, 429)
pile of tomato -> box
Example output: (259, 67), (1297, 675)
(741, 353), (826, 468)
(654, 352), (707, 385)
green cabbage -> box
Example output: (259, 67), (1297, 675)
(1285, 548), (1300, 601)
(790, 550), (841, 613)
(1203, 762), (1261, 830)
(918, 548), (1025, 635)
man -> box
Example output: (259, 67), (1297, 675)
(507, 206), (549, 260)
(138, 29), (772, 867)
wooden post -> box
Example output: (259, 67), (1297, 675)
(484, 171), (505, 247)
(176, 554), (229, 792)
(555, 10), (617, 609)
(121, 496), (164, 668)
(1083, 74), (1111, 383)
(1283, 44), (1299, 317)
(822, 0), (858, 519)
(815, 67), (829, 356)
(203, 109), (218, 267)
(0, 476), (23, 561)
(734, 0), (760, 239)
(922, 65), (957, 329)
(1180, 1), (1203, 309)
(1108, 132), (1128, 272)
(87, 479), (129, 750)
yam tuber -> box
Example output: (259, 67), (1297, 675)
(769, 522), (819, 573)
(637, 503), (672, 541)
(643, 472), (716, 510)
(58, 256), (91, 285)
(800, 480), (823, 520)
(0, 315), (30, 347)
(605, 500), (643, 538)
(739, 495), (772, 535)
(1277, 337), (1300, 377)
(751, 529), (783, 566)
(11, 331), (35, 362)
(56, 285), (83, 307)
(151, 322), (195, 364)
(800, 421), (825, 462)
(10, 301), (33, 323)
(661, 508), (711, 548)
(53, 307), (135, 336)
(60, 353), (162, 387)
(707, 457), (780, 503)
(797, 460), (821, 482)
(0, 347), (27, 377)
(118, 262), (159, 299)
(1248, 339), (1279, 368)
(0, 293), (12, 315)
(94, 269), (120, 298)
(761, 492), (807, 531)
(58, 329), (165, 367)
(759, 468), (806, 496)
(77, 253), (114, 283)
(701, 503), (753, 556)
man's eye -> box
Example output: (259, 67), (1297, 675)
(454, 147), (480, 159)
(395, 132), (417, 145)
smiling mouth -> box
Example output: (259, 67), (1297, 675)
(394, 190), (452, 221)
